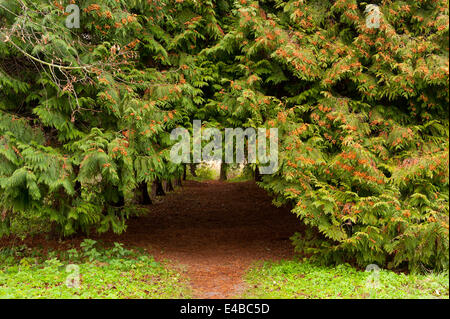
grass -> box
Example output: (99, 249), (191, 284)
(242, 259), (449, 299)
(186, 164), (218, 181)
(226, 174), (253, 183)
(186, 163), (251, 182)
(0, 240), (191, 299)
(2, 240), (448, 299)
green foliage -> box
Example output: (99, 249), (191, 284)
(0, 0), (448, 271)
(0, 0), (223, 236)
(227, 166), (253, 182)
(243, 260), (449, 299)
(194, 163), (218, 180)
(0, 240), (190, 298)
(206, 0), (449, 271)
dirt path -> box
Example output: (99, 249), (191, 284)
(2, 180), (303, 298)
(119, 180), (303, 298)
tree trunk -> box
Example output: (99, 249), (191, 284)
(183, 164), (187, 180)
(153, 179), (165, 196)
(254, 166), (262, 182)
(168, 179), (175, 192)
(189, 163), (198, 177)
(162, 179), (174, 193)
(137, 182), (151, 205)
(174, 176), (182, 187)
(219, 162), (228, 181)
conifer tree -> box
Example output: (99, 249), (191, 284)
(0, 0), (448, 271)
(202, 0), (448, 271)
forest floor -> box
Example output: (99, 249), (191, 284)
(1, 180), (303, 298)
(109, 180), (304, 298)
(1, 180), (448, 299)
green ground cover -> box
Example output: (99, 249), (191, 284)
(242, 260), (449, 299)
(0, 240), (190, 299)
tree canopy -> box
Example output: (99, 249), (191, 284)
(0, 0), (448, 271)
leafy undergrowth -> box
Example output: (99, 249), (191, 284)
(226, 176), (252, 183)
(0, 240), (190, 299)
(242, 260), (449, 299)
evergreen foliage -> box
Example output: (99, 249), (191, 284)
(0, 0), (448, 271)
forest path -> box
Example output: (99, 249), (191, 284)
(3, 180), (302, 298)
(113, 180), (303, 298)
